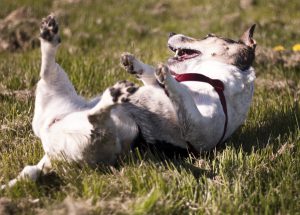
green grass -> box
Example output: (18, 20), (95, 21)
(0, 0), (300, 214)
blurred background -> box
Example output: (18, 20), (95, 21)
(1, 0), (300, 61)
(0, 1), (300, 214)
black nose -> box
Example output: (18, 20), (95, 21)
(169, 32), (176, 38)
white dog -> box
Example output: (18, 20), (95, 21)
(2, 15), (256, 188)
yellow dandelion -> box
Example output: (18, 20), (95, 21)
(273, 45), (285, 51)
(292, 43), (300, 52)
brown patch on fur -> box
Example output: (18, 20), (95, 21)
(233, 45), (255, 70)
(121, 97), (130, 103)
(109, 87), (122, 102)
(108, 81), (139, 103)
(88, 115), (99, 126)
(40, 15), (60, 43)
(126, 86), (138, 94)
(181, 37), (195, 43)
(117, 80), (135, 87)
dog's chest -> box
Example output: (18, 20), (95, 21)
(180, 81), (221, 117)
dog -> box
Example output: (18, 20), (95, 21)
(2, 14), (256, 188)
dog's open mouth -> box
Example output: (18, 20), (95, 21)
(168, 45), (201, 61)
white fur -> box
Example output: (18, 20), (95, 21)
(174, 60), (255, 142)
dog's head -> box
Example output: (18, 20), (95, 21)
(167, 25), (256, 71)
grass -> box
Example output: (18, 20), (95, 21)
(0, 0), (300, 214)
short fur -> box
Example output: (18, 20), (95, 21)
(2, 15), (256, 188)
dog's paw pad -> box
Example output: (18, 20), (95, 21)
(40, 14), (61, 44)
(121, 53), (143, 75)
(155, 64), (170, 84)
(109, 80), (139, 103)
(121, 53), (134, 66)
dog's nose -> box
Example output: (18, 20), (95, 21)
(169, 32), (177, 38)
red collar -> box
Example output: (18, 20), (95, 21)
(173, 72), (228, 151)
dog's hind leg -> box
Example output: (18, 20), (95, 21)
(121, 53), (159, 86)
(38, 14), (80, 98)
(87, 81), (140, 161)
(39, 14), (61, 81)
(1, 155), (51, 190)
(33, 15), (85, 137)
(89, 80), (140, 118)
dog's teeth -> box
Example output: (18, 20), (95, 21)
(175, 49), (180, 57)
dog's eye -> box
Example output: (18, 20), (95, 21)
(205, 33), (216, 38)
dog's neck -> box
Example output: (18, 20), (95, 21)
(169, 60), (255, 93)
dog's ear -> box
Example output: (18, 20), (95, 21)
(239, 24), (256, 49)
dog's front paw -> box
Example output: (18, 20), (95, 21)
(40, 14), (61, 44)
(121, 53), (143, 75)
(155, 64), (170, 85)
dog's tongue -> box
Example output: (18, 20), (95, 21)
(174, 49), (200, 61)
(181, 53), (198, 60)
(176, 53), (199, 61)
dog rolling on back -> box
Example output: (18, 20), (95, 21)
(2, 15), (256, 188)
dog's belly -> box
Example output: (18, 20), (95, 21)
(40, 111), (93, 162)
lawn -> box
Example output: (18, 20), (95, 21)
(0, 0), (300, 214)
